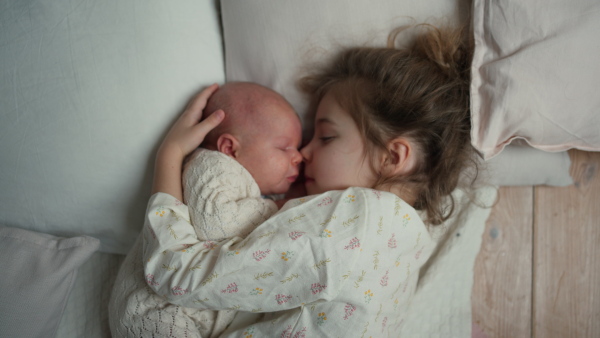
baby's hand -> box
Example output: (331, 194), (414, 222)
(158, 84), (224, 161)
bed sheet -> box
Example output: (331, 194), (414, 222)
(56, 251), (125, 338)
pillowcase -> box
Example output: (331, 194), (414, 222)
(56, 252), (125, 337)
(221, 0), (466, 132)
(0, 226), (100, 338)
(221, 0), (574, 187)
(471, 0), (600, 159)
(0, 0), (225, 254)
(481, 144), (572, 186)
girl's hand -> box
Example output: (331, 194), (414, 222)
(152, 84), (224, 199)
(158, 83), (224, 161)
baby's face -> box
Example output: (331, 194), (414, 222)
(236, 103), (303, 195)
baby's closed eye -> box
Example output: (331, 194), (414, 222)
(280, 146), (299, 151)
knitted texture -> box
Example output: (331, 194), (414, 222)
(109, 149), (277, 337)
(183, 149), (278, 241)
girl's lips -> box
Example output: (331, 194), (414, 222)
(287, 175), (298, 182)
(304, 177), (315, 184)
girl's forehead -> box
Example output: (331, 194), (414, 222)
(315, 93), (351, 125)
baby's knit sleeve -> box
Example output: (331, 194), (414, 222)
(182, 149), (277, 241)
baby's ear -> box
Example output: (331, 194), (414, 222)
(217, 134), (240, 158)
(380, 137), (417, 177)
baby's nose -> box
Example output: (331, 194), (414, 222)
(291, 149), (303, 165)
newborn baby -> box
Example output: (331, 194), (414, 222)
(109, 82), (302, 338)
(184, 81), (303, 242)
(180, 82), (303, 335)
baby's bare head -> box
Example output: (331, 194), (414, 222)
(203, 82), (296, 149)
(201, 82), (303, 195)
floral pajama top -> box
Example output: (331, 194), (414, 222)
(143, 187), (434, 337)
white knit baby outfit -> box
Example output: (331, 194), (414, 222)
(109, 149), (277, 337)
(183, 148), (278, 242)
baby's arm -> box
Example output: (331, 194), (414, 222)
(183, 149), (277, 241)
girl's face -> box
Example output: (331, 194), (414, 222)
(301, 92), (379, 195)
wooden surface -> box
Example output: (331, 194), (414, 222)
(472, 150), (600, 338)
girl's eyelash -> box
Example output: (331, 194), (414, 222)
(320, 136), (335, 142)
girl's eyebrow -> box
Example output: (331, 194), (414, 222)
(316, 117), (336, 125)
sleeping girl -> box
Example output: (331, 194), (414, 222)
(109, 82), (303, 337)
(139, 23), (479, 337)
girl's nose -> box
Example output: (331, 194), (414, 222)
(300, 143), (311, 163)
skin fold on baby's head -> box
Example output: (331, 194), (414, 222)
(201, 82), (303, 195)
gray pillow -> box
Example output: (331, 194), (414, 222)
(0, 226), (99, 338)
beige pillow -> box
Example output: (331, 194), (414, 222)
(0, 226), (99, 338)
(471, 0), (600, 159)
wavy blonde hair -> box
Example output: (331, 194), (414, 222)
(300, 24), (478, 225)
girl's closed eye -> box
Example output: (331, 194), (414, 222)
(320, 136), (335, 143)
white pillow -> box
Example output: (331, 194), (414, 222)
(221, 0), (466, 132)
(0, 226), (100, 338)
(221, 0), (574, 187)
(0, 0), (225, 254)
(471, 0), (600, 159)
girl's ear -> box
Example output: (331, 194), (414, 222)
(217, 133), (241, 158)
(380, 137), (417, 177)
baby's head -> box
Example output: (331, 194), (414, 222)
(300, 24), (478, 224)
(203, 82), (302, 195)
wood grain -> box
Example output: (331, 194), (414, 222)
(533, 150), (600, 337)
(472, 186), (533, 337)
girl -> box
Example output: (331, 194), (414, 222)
(142, 23), (477, 337)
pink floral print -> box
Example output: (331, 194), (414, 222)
(253, 249), (271, 261)
(343, 303), (356, 320)
(344, 237), (361, 250)
(310, 282), (327, 295)
(221, 282), (238, 294)
(288, 231), (306, 240)
(275, 294), (293, 305)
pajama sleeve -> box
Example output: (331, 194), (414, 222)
(142, 188), (372, 312)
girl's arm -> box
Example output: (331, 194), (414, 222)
(142, 188), (374, 311)
(151, 84), (224, 201)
